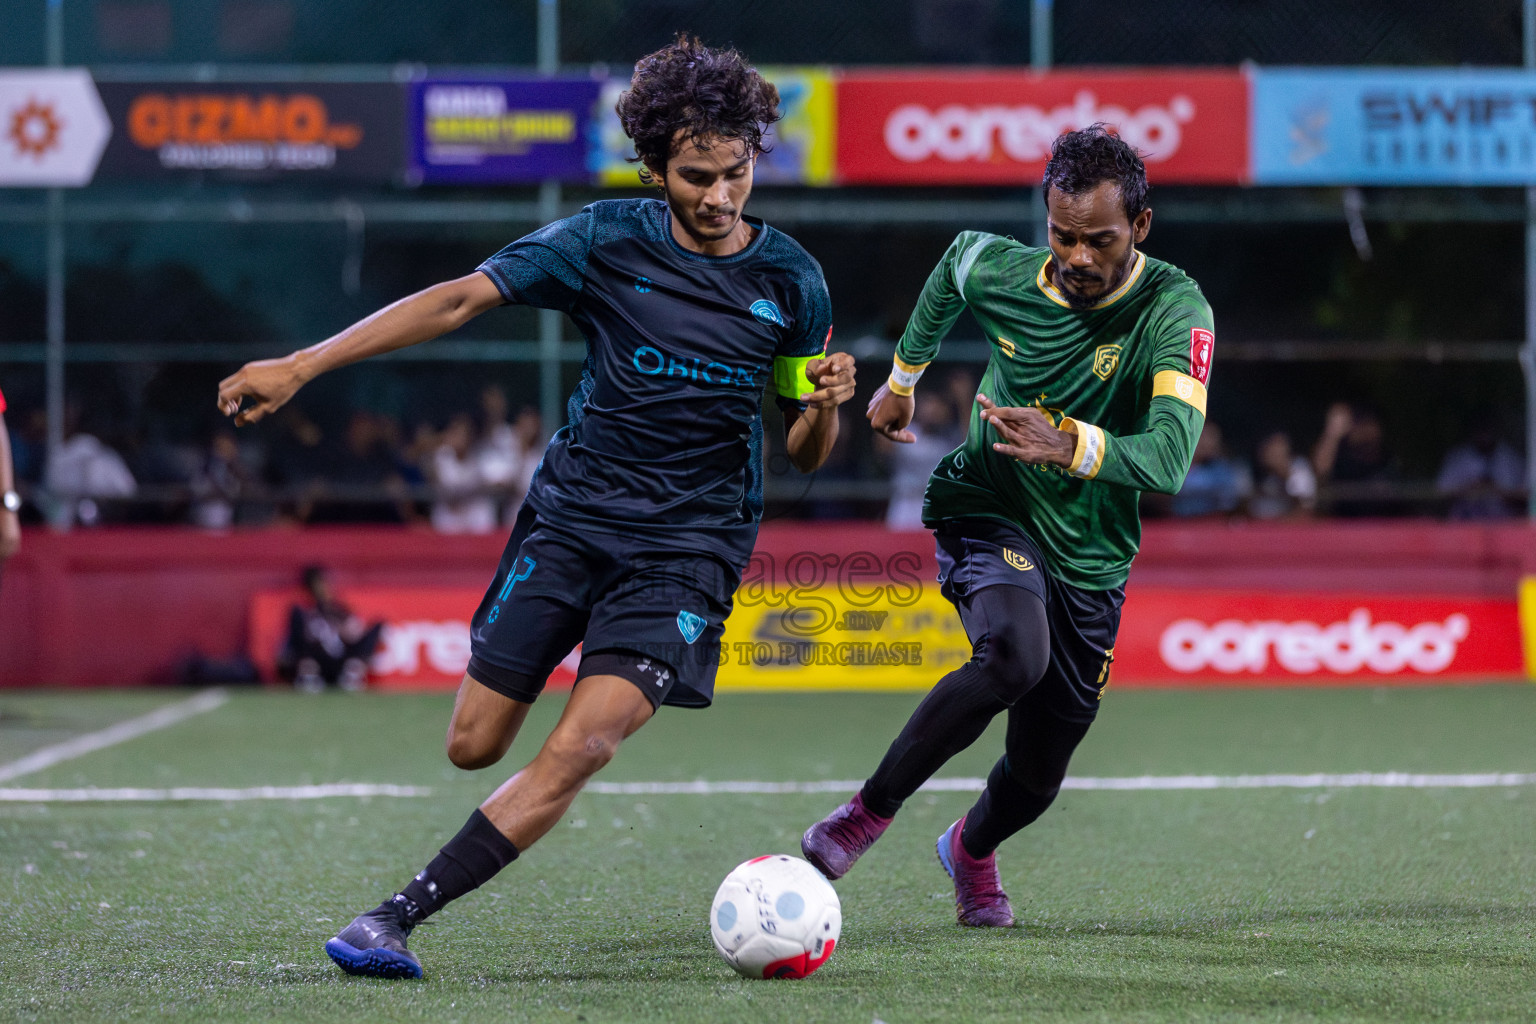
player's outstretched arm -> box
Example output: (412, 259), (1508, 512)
(783, 353), (856, 473)
(217, 272), (505, 426)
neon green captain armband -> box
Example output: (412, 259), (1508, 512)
(887, 355), (929, 397)
(773, 354), (821, 400)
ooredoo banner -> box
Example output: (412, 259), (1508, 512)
(1113, 590), (1525, 685)
(1252, 68), (1536, 185)
(835, 69), (1249, 185)
(94, 81), (403, 181)
(408, 76), (601, 184)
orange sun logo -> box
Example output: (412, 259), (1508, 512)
(8, 98), (64, 160)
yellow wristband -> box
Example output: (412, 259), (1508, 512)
(889, 356), (928, 396)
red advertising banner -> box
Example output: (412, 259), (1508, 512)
(249, 585), (1524, 692)
(249, 587), (579, 691)
(835, 69), (1249, 185)
(1113, 590), (1525, 686)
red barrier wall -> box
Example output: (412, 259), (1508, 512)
(2, 521), (1533, 687)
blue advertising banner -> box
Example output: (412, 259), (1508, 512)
(407, 76), (601, 184)
(1252, 68), (1536, 185)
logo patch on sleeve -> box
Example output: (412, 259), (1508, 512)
(1189, 328), (1214, 385)
(749, 299), (788, 328)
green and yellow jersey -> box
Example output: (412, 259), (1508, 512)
(891, 231), (1214, 591)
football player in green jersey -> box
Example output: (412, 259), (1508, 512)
(803, 125), (1215, 927)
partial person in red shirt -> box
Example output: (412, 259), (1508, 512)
(0, 385), (20, 571)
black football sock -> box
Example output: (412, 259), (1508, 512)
(386, 809), (519, 927)
(859, 661), (1010, 819)
(960, 713), (1091, 858)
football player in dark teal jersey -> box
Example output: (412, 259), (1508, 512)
(218, 36), (855, 979)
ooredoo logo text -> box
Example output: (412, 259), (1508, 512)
(885, 90), (1196, 165)
(1159, 608), (1471, 676)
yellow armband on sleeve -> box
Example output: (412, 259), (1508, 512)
(887, 356), (929, 397)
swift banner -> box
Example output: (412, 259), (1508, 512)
(408, 76), (601, 184)
(94, 82), (402, 181)
(593, 66), (836, 186)
(835, 69), (1249, 185)
(1252, 68), (1536, 185)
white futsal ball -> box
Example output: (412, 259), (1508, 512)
(710, 854), (842, 979)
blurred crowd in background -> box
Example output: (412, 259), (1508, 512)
(5, 383), (544, 532)
(2, 365), (1526, 532)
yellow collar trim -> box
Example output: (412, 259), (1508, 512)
(1037, 250), (1146, 311)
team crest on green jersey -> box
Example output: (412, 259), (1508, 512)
(1092, 344), (1122, 381)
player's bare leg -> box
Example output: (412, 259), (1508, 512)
(444, 672), (535, 770)
(326, 673), (653, 978)
(478, 673), (653, 849)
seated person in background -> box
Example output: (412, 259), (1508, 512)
(1435, 415), (1527, 520)
(430, 413), (499, 534)
(1248, 430), (1316, 520)
(307, 411), (415, 524)
(43, 413), (137, 527)
(190, 430), (259, 530)
(1170, 420), (1250, 518)
(277, 565), (383, 693)
(1312, 402), (1397, 517)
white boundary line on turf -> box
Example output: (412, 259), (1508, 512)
(0, 783), (432, 802)
(2, 771), (1534, 803)
(584, 772), (1536, 795)
(0, 688), (230, 783)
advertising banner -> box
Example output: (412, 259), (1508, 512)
(1520, 577), (1536, 680)
(0, 69), (112, 186)
(249, 585), (1524, 691)
(593, 66), (836, 186)
(1112, 590), (1526, 685)
(835, 69), (1248, 185)
(1252, 68), (1536, 185)
(408, 76), (601, 184)
(94, 81), (402, 181)
(716, 584), (968, 692)
(249, 587), (579, 691)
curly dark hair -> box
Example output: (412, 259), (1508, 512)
(615, 34), (781, 184)
(1041, 124), (1149, 222)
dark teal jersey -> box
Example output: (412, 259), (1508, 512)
(479, 198), (831, 564)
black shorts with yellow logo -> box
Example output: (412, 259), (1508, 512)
(933, 517), (1124, 723)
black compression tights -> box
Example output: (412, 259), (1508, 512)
(860, 584), (1092, 859)
(861, 585), (1051, 818)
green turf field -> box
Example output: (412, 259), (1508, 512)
(1, 685), (1533, 1023)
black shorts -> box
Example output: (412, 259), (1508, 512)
(934, 517), (1124, 723)
(467, 504), (739, 710)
